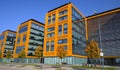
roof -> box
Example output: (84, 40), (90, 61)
(86, 7), (120, 18)
(2, 30), (16, 33)
(48, 2), (71, 12)
(20, 19), (45, 25)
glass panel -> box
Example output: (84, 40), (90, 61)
(16, 46), (24, 54)
(58, 25), (62, 35)
(19, 26), (28, 33)
(58, 39), (67, 44)
(64, 23), (68, 34)
(48, 16), (51, 24)
(0, 35), (4, 40)
(51, 40), (54, 51)
(59, 15), (68, 21)
(17, 37), (20, 44)
(59, 10), (68, 16)
(23, 35), (26, 42)
(46, 42), (49, 51)
(52, 14), (56, 23)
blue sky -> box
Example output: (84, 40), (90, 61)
(0, 0), (120, 33)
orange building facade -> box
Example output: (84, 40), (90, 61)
(13, 19), (44, 63)
(43, 3), (87, 64)
(0, 30), (16, 58)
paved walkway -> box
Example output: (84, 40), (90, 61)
(0, 63), (119, 70)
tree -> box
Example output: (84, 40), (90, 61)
(18, 49), (25, 63)
(85, 39), (100, 68)
(6, 50), (12, 62)
(6, 50), (12, 59)
(0, 50), (2, 58)
(57, 46), (67, 64)
(35, 46), (43, 63)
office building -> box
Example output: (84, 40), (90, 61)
(87, 7), (120, 65)
(0, 30), (16, 58)
(13, 19), (44, 63)
(43, 2), (87, 64)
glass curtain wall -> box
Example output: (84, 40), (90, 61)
(28, 23), (44, 56)
(72, 7), (86, 55)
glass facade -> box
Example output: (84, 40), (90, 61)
(72, 7), (86, 55)
(28, 23), (44, 56)
(4, 33), (16, 56)
(44, 56), (87, 65)
(87, 12), (120, 57)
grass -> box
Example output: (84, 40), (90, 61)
(56, 68), (66, 70)
(71, 66), (116, 70)
(16, 63), (39, 68)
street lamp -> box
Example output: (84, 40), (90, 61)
(98, 21), (104, 70)
(100, 49), (104, 70)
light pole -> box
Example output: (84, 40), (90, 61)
(98, 21), (104, 70)
(100, 49), (104, 70)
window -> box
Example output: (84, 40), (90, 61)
(8, 33), (16, 37)
(48, 16), (51, 24)
(17, 37), (20, 44)
(58, 39), (67, 44)
(19, 26), (28, 33)
(47, 32), (54, 37)
(59, 15), (67, 21)
(64, 46), (67, 50)
(51, 41), (54, 51)
(16, 46), (24, 54)
(48, 27), (55, 32)
(58, 25), (62, 35)
(59, 10), (68, 16)
(31, 23), (44, 31)
(46, 42), (49, 51)
(72, 8), (82, 21)
(23, 35), (26, 42)
(64, 23), (68, 34)
(52, 14), (56, 23)
(0, 35), (4, 40)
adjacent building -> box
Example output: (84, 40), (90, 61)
(43, 2), (87, 64)
(0, 30), (16, 58)
(87, 7), (120, 65)
(13, 19), (44, 63)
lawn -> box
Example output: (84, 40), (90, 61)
(71, 66), (116, 70)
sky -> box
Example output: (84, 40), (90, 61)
(0, 0), (120, 33)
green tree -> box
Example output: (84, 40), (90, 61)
(57, 46), (67, 63)
(18, 49), (25, 63)
(6, 50), (12, 62)
(35, 46), (43, 63)
(85, 40), (100, 68)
